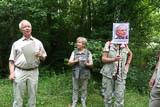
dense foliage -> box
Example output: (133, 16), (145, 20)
(0, 0), (160, 94)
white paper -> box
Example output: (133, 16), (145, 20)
(21, 41), (38, 63)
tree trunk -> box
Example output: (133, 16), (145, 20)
(88, 0), (91, 35)
(81, 0), (88, 36)
(0, 51), (3, 68)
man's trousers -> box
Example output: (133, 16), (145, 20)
(13, 67), (39, 107)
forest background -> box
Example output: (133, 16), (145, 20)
(0, 0), (160, 96)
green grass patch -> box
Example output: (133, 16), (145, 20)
(0, 71), (149, 107)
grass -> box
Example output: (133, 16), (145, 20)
(0, 71), (149, 107)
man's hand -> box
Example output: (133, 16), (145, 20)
(35, 50), (42, 57)
(9, 61), (15, 80)
(35, 50), (46, 60)
(84, 61), (88, 65)
(9, 73), (15, 80)
(115, 55), (121, 61)
(149, 78), (155, 88)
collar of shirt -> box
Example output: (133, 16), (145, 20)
(22, 36), (34, 41)
(112, 44), (126, 50)
(77, 48), (86, 54)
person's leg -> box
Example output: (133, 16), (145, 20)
(81, 79), (88, 107)
(149, 86), (160, 107)
(72, 77), (79, 107)
(114, 78), (125, 107)
(27, 69), (39, 107)
(103, 76), (113, 107)
(13, 68), (27, 107)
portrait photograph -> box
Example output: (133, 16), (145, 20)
(112, 23), (129, 44)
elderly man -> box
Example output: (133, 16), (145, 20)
(9, 20), (47, 107)
(115, 24), (128, 39)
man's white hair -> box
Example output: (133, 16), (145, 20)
(115, 24), (127, 32)
(77, 37), (87, 45)
(19, 20), (32, 30)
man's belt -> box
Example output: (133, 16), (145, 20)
(15, 66), (38, 71)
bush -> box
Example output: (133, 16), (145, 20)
(126, 46), (159, 95)
(86, 39), (105, 80)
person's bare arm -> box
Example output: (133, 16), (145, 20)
(84, 61), (93, 68)
(9, 60), (15, 80)
(125, 50), (133, 73)
(149, 61), (159, 88)
(68, 57), (81, 66)
(102, 52), (121, 63)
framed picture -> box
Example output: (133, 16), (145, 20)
(112, 23), (129, 44)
